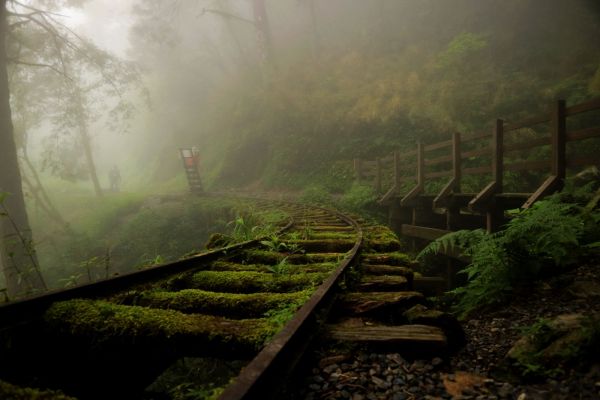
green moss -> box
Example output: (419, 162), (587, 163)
(0, 380), (77, 400)
(209, 261), (337, 274)
(362, 252), (414, 266)
(362, 226), (402, 252)
(508, 316), (600, 379)
(301, 232), (356, 240)
(364, 225), (399, 241)
(240, 250), (344, 264)
(187, 271), (328, 293)
(44, 299), (275, 350)
(115, 289), (313, 318)
(285, 239), (356, 252)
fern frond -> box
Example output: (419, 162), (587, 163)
(417, 229), (485, 261)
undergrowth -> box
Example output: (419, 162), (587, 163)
(419, 179), (600, 318)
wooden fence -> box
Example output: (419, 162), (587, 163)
(353, 98), (600, 241)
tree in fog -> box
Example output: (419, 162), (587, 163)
(0, 0), (142, 296)
(0, 0), (45, 296)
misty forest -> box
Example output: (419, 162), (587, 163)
(1, 1), (600, 399)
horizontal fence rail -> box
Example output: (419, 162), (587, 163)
(353, 98), (600, 236)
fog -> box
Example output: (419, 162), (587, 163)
(1, 0), (600, 293)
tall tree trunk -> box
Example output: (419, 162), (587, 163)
(0, 0), (46, 298)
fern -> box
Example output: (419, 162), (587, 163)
(417, 229), (486, 261)
(426, 181), (600, 318)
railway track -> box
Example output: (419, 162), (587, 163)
(0, 200), (361, 399)
(0, 198), (458, 400)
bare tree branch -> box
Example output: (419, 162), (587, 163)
(6, 57), (73, 80)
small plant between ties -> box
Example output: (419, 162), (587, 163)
(260, 234), (304, 275)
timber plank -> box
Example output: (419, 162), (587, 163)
(401, 224), (451, 241)
(361, 264), (413, 277)
(337, 291), (424, 316)
(357, 275), (409, 292)
(325, 323), (447, 350)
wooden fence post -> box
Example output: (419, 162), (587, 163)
(452, 131), (462, 191)
(376, 157), (382, 194)
(354, 158), (362, 183)
(492, 119), (504, 191)
(417, 141), (425, 188)
(552, 99), (567, 182)
(487, 119), (504, 232)
(446, 132), (462, 231)
(394, 151), (401, 189)
(411, 142), (425, 250)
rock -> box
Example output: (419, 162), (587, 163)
(503, 313), (600, 378)
(319, 354), (351, 369)
(323, 364), (339, 374)
(567, 280), (600, 299)
(497, 382), (514, 397)
(516, 393), (527, 400)
(371, 376), (386, 388)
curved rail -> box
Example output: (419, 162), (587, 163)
(0, 199), (364, 400)
(220, 207), (363, 400)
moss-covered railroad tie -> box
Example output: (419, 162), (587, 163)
(45, 299), (275, 354)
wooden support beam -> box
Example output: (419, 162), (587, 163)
(447, 131), (462, 232)
(400, 142), (425, 207)
(552, 99), (567, 181)
(453, 131), (462, 189)
(394, 150), (401, 187)
(522, 100), (567, 209)
(492, 118), (504, 190)
(433, 132), (462, 209)
(401, 224), (451, 241)
(354, 158), (362, 183)
(375, 157), (382, 194)
(467, 119), (503, 232)
(417, 141), (425, 188)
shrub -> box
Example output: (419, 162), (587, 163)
(299, 185), (333, 206)
(419, 183), (600, 318)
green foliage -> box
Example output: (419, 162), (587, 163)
(509, 316), (600, 378)
(187, 270), (327, 293)
(260, 234), (299, 254)
(228, 207), (283, 243)
(0, 380), (77, 400)
(419, 184), (600, 318)
(115, 288), (311, 318)
(263, 290), (312, 332)
(45, 299), (274, 349)
(30, 194), (279, 289)
(418, 229), (486, 261)
(338, 184), (378, 214)
(299, 185), (333, 206)
(267, 257), (290, 275)
(436, 32), (488, 68)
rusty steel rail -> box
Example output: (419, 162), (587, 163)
(0, 199), (365, 400)
(219, 207), (363, 400)
(0, 213), (294, 330)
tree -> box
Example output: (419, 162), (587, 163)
(0, 0), (142, 297)
(0, 0), (46, 297)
